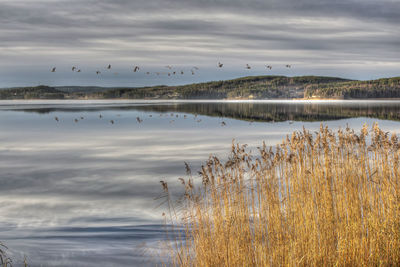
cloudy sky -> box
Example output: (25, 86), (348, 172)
(0, 0), (399, 87)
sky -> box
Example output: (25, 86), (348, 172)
(0, 0), (399, 87)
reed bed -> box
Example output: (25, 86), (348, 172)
(162, 124), (400, 266)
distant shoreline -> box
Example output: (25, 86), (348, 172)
(0, 75), (399, 100)
(2, 98), (400, 105)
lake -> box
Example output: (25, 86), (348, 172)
(2, 100), (400, 266)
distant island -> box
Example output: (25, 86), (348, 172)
(1, 75), (400, 100)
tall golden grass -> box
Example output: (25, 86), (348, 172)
(0, 243), (28, 267)
(162, 124), (400, 266)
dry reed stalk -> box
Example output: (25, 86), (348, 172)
(0, 242), (12, 267)
(162, 124), (400, 266)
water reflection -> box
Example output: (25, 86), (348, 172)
(1, 100), (400, 266)
(3, 100), (400, 122)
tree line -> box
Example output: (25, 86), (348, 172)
(1, 76), (399, 100)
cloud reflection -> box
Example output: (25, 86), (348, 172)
(1, 100), (400, 265)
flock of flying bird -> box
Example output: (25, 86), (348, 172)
(50, 62), (294, 126)
(50, 63), (292, 76)
(53, 113), (229, 126)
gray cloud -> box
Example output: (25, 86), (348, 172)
(0, 0), (399, 87)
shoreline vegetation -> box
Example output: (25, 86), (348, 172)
(0, 243), (27, 267)
(162, 124), (400, 266)
(0, 76), (400, 100)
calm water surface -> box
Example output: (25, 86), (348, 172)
(2, 100), (400, 266)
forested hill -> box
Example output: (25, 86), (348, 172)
(304, 77), (400, 99)
(0, 85), (65, 99)
(1, 75), (400, 100)
(94, 76), (349, 99)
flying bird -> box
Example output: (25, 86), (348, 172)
(266, 65), (272, 70)
(77, 69), (81, 72)
(74, 118), (78, 123)
(54, 117), (59, 122)
(133, 66), (140, 72)
(180, 71), (184, 75)
(96, 71), (101, 75)
(221, 121), (226, 126)
(218, 62), (223, 68)
(72, 66), (76, 71)
(286, 65), (291, 68)
(51, 67), (56, 72)
(136, 117), (143, 123)
(107, 64), (111, 69)
(110, 120), (114, 124)
(80, 116), (84, 120)
(99, 114), (103, 118)
(245, 64), (251, 69)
